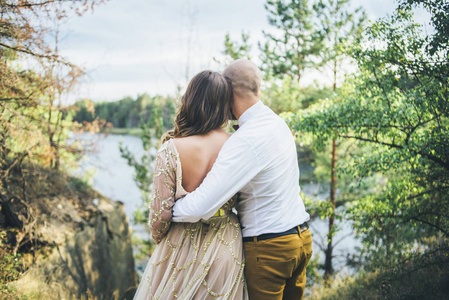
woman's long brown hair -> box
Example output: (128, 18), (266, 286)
(162, 70), (232, 143)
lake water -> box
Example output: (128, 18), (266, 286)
(75, 132), (360, 275)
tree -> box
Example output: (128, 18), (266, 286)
(260, 0), (324, 84)
(263, 78), (332, 113)
(312, 0), (366, 281)
(0, 1), (107, 294)
(289, 0), (449, 271)
(119, 100), (166, 258)
(214, 31), (252, 67)
(1, 0), (106, 189)
(72, 94), (176, 131)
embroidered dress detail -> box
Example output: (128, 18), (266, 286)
(134, 139), (247, 300)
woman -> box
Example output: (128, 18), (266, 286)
(133, 70), (247, 300)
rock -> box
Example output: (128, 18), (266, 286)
(11, 197), (137, 299)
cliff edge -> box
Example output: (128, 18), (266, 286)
(0, 165), (137, 299)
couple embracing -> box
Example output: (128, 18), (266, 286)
(134, 59), (312, 300)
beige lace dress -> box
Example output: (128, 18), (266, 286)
(133, 139), (247, 300)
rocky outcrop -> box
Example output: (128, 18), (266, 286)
(12, 198), (136, 299)
(1, 167), (137, 299)
(7, 196), (137, 299)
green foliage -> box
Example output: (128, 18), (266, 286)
(313, 0), (366, 89)
(0, 252), (22, 283)
(106, 127), (144, 136)
(72, 94), (176, 130)
(264, 0), (367, 280)
(0, 231), (23, 299)
(263, 77), (332, 113)
(397, 0), (449, 56)
(260, 0), (324, 82)
(0, 234), (23, 281)
(289, 0), (449, 269)
(214, 32), (252, 66)
(119, 99), (168, 258)
(132, 234), (156, 261)
(305, 252), (324, 287)
(1, 0), (104, 196)
(310, 238), (449, 299)
(314, 0), (366, 61)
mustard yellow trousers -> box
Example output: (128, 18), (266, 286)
(243, 228), (313, 300)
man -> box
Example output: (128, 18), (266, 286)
(172, 59), (312, 299)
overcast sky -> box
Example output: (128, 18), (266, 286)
(58, 0), (425, 102)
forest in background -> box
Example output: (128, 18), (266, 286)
(2, 0), (448, 299)
(72, 95), (176, 132)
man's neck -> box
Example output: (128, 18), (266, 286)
(234, 96), (260, 120)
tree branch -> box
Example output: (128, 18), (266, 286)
(339, 134), (449, 170)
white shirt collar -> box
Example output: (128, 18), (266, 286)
(238, 100), (264, 127)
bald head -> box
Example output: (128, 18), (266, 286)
(223, 59), (261, 98)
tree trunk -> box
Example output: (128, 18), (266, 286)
(324, 138), (337, 282)
(324, 59), (338, 283)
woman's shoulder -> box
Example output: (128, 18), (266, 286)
(158, 139), (171, 151)
(158, 137), (204, 158)
(171, 136), (202, 156)
(157, 139), (179, 157)
(174, 130), (229, 149)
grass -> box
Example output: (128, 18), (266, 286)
(0, 243), (23, 299)
(307, 239), (449, 299)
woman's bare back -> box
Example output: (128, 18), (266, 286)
(173, 129), (230, 193)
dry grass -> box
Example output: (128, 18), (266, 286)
(307, 241), (449, 300)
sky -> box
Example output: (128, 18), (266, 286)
(58, 0), (425, 102)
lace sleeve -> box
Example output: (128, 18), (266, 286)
(148, 144), (176, 244)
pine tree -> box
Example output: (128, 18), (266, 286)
(313, 0), (366, 282)
(260, 0), (324, 84)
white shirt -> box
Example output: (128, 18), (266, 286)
(172, 101), (310, 237)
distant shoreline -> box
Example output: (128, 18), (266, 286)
(102, 127), (143, 136)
